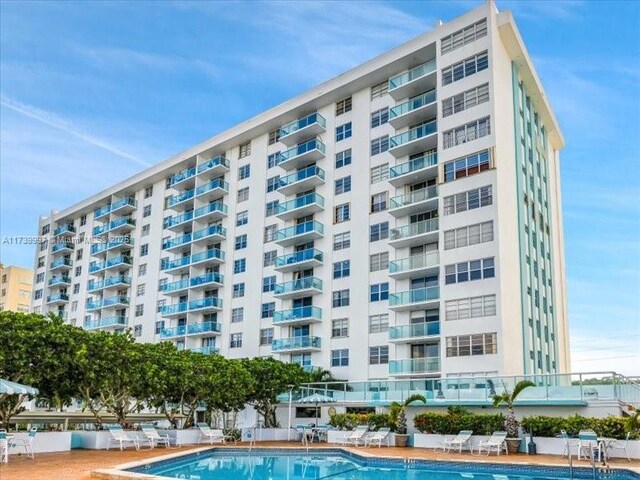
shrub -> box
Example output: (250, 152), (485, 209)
(328, 413), (391, 431)
(520, 415), (633, 440)
(413, 409), (503, 435)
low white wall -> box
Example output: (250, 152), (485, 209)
(8, 432), (72, 454)
(71, 431), (112, 449)
(252, 428), (291, 442)
(166, 429), (200, 446)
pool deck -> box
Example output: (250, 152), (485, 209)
(1, 441), (638, 480)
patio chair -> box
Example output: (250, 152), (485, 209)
(475, 431), (508, 455)
(105, 424), (139, 451)
(364, 427), (391, 447)
(342, 425), (369, 446)
(0, 432), (8, 463)
(577, 430), (598, 460)
(606, 432), (631, 462)
(560, 430), (579, 457)
(437, 430), (473, 453)
(196, 423), (226, 444)
(10, 427), (37, 459)
(140, 424), (172, 449)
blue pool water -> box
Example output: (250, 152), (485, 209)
(128, 448), (640, 480)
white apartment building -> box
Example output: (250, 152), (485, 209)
(31, 2), (570, 382)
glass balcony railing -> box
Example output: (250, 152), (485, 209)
(160, 325), (186, 338)
(195, 179), (229, 197)
(194, 202), (227, 219)
(164, 211), (194, 229)
(87, 275), (131, 292)
(389, 357), (440, 375)
(389, 252), (439, 274)
(276, 221), (324, 241)
(52, 242), (74, 253)
(159, 297), (223, 315)
(95, 197), (137, 218)
(390, 89), (437, 119)
(274, 249), (323, 269)
(278, 166), (325, 189)
(46, 293), (69, 303)
(187, 321), (221, 335)
(272, 336), (322, 352)
(167, 190), (195, 208)
(191, 345), (219, 355)
(389, 322), (440, 340)
(273, 306), (322, 324)
(51, 257), (72, 269)
(54, 224), (75, 236)
(390, 152), (437, 179)
(48, 275), (71, 286)
(90, 238), (133, 255)
(279, 138), (325, 163)
(190, 249), (224, 264)
(274, 277), (322, 295)
(160, 272), (224, 293)
(93, 217), (136, 236)
(390, 186), (438, 210)
(390, 120), (437, 149)
(162, 224), (226, 251)
(162, 256), (190, 271)
(276, 193), (324, 215)
(197, 155), (229, 174)
(84, 316), (126, 330)
(389, 286), (440, 307)
(279, 113), (326, 138)
(89, 255), (132, 273)
(388, 59), (436, 91)
(390, 218), (439, 241)
(87, 295), (129, 310)
(168, 166), (197, 187)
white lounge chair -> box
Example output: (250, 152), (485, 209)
(364, 427), (391, 447)
(342, 425), (369, 446)
(577, 430), (598, 460)
(105, 424), (139, 451)
(438, 430), (473, 453)
(0, 432), (8, 463)
(196, 423), (226, 444)
(476, 431), (508, 455)
(140, 424), (172, 449)
(561, 430), (579, 457)
(606, 432), (631, 462)
(10, 427), (37, 459)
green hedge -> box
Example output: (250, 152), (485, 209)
(521, 415), (634, 440)
(328, 413), (391, 431)
(413, 407), (504, 435)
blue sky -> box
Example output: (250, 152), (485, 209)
(1, 1), (638, 375)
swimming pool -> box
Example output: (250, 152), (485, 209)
(127, 448), (639, 480)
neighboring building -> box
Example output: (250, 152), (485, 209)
(31, 1), (570, 381)
(0, 263), (33, 313)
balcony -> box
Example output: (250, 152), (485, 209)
(276, 192), (324, 221)
(84, 316), (127, 331)
(193, 202), (228, 222)
(166, 190), (195, 210)
(164, 211), (194, 231)
(275, 221), (324, 247)
(162, 225), (226, 253)
(389, 286), (439, 311)
(89, 255), (132, 274)
(388, 59), (437, 100)
(50, 257), (72, 270)
(190, 249), (224, 267)
(190, 346), (219, 355)
(86, 295), (130, 311)
(273, 277), (323, 300)
(389, 152), (438, 187)
(48, 275), (71, 287)
(389, 89), (437, 129)
(160, 272), (224, 296)
(274, 248), (323, 273)
(91, 238), (133, 256)
(278, 139), (326, 170)
(53, 224), (75, 237)
(94, 197), (136, 219)
(272, 336), (322, 353)
(389, 120), (437, 158)
(159, 297), (223, 317)
(389, 322), (440, 343)
(93, 217), (136, 236)
(389, 218), (439, 248)
(273, 306), (322, 326)
(279, 113), (327, 147)
(162, 249), (225, 274)
(197, 155), (230, 176)
(278, 166), (325, 196)
(168, 166), (196, 188)
(46, 293), (69, 304)
(52, 242), (74, 254)
(159, 325), (186, 339)
(389, 186), (438, 218)
(389, 252), (439, 280)
(187, 321), (221, 336)
(389, 357), (440, 377)
(195, 179), (229, 201)
(87, 275), (131, 292)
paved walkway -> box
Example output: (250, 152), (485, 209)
(1, 441), (637, 480)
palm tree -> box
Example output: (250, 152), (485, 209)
(389, 394), (427, 434)
(492, 380), (534, 438)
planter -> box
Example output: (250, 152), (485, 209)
(395, 433), (409, 447)
(505, 438), (522, 453)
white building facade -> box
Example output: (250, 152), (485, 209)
(31, 2), (570, 382)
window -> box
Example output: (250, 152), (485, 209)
(265, 201), (279, 217)
(446, 332), (497, 357)
(335, 149), (352, 169)
(336, 122), (352, 141)
(233, 283), (245, 298)
(443, 117), (491, 149)
(267, 152), (281, 168)
(441, 18), (487, 54)
(371, 81), (388, 99)
(135, 304), (144, 316)
(155, 320), (165, 335)
(35, 272), (44, 283)
(442, 51), (489, 86)
(230, 333), (243, 348)
(261, 224), (277, 243)
(336, 97), (352, 115)
(369, 252), (389, 272)
(332, 318), (349, 338)
(266, 175), (280, 193)
(234, 259), (246, 274)
(137, 284), (145, 297)
(134, 325), (142, 337)
(237, 187), (249, 203)
(370, 192), (388, 213)
(140, 244), (149, 256)
(369, 222), (389, 242)
(445, 257), (495, 284)
(231, 307), (244, 323)
(368, 313), (389, 333)
(264, 250), (277, 267)
(75, 266), (82, 277)
(144, 186), (154, 198)
(333, 232), (350, 250)
(34, 289), (43, 300)
(235, 234), (247, 250)
(443, 185), (492, 215)
(236, 210), (248, 226)
(260, 328), (274, 346)
(445, 294), (496, 321)
(262, 276), (276, 293)
(444, 221), (494, 250)
(371, 107), (389, 128)
(442, 83), (490, 117)
(332, 289), (350, 308)
(331, 349), (349, 367)
(41, 224), (50, 235)
(335, 176), (351, 194)
(333, 260), (350, 279)
(37, 256), (45, 268)
(334, 203), (350, 223)
(143, 205), (152, 217)
(370, 135), (389, 155)
(370, 164), (389, 184)
(268, 129), (280, 145)
(369, 346), (389, 365)
(238, 164), (251, 180)
(239, 141), (251, 158)
(80, 214), (87, 226)
(73, 283), (80, 294)
(444, 150), (490, 181)
(141, 224), (150, 236)
(139, 264), (147, 276)
(261, 302), (275, 319)
(370, 283), (389, 302)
